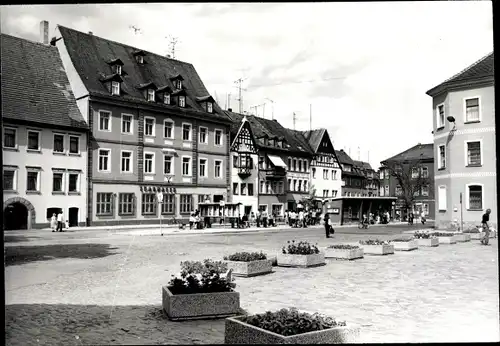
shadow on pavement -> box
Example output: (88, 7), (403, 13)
(4, 235), (41, 243)
(5, 303), (233, 345)
(5, 243), (120, 267)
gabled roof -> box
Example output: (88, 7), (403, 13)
(381, 143), (434, 164)
(335, 149), (355, 165)
(57, 25), (231, 123)
(353, 160), (374, 171)
(301, 129), (325, 153)
(426, 52), (494, 97)
(1, 34), (88, 130)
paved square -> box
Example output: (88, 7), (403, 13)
(5, 225), (499, 344)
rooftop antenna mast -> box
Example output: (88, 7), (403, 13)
(292, 112), (297, 130)
(233, 77), (247, 114)
(265, 98), (275, 120)
(129, 25), (142, 35)
(166, 35), (179, 59)
(309, 104), (312, 131)
(227, 93), (232, 110)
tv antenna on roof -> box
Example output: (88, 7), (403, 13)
(129, 25), (141, 35)
(233, 77), (247, 114)
(166, 35), (179, 59)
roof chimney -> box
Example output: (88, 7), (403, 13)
(228, 108), (232, 112)
(88, 31), (93, 35)
(40, 20), (49, 44)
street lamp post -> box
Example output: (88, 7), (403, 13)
(157, 192), (164, 236)
(446, 115), (460, 230)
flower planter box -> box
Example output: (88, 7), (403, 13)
(392, 239), (418, 251)
(360, 244), (394, 255)
(437, 236), (457, 244)
(469, 232), (483, 240)
(324, 247), (364, 260)
(417, 238), (439, 247)
(454, 233), (471, 242)
(277, 253), (325, 267)
(225, 259), (273, 277)
(162, 286), (240, 321)
(224, 316), (360, 344)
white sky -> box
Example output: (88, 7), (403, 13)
(1, 2), (493, 169)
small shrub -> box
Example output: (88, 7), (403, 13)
(282, 240), (319, 255)
(327, 244), (359, 250)
(390, 238), (414, 242)
(168, 259), (232, 295)
(359, 239), (389, 245)
(240, 308), (346, 337)
(463, 227), (481, 233)
(413, 231), (435, 239)
(431, 232), (454, 237)
(224, 251), (267, 262)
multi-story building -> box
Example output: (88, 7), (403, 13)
(54, 24), (232, 226)
(2, 32), (89, 230)
(380, 143), (435, 220)
(426, 52), (496, 229)
(336, 149), (365, 197)
(352, 160), (379, 197)
(301, 129), (342, 201)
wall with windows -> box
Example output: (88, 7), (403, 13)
(230, 153), (259, 216)
(310, 155), (342, 200)
(432, 85), (496, 229)
(3, 123), (88, 227)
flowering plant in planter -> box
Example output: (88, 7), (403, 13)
(282, 240), (319, 255)
(463, 227), (481, 233)
(327, 244), (360, 250)
(390, 238), (414, 242)
(359, 239), (389, 245)
(224, 251), (267, 262)
(168, 259), (233, 295)
(431, 232), (455, 237)
(240, 308), (346, 337)
(413, 231), (435, 239)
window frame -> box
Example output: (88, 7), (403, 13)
(67, 171), (80, 193)
(179, 194), (193, 214)
(164, 93), (171, 105)
(98, 148), (111, 173)
(214, 129), (223, 146)
(464, 139), (482, 167)
(198, 157), (208, 178)
(69, 135), (80, 155)
(147, 89), (156, 102)
(120, 150), (133, 173)
(438, 185), (447, 211)
(466, 183), (484, 211)
(27, 129), (41, 152)
(436, 103), (445, 129)
(463, 96), (481, 124)
(111, 81), (120, 96)
(3, 127), (18, 149)
(53, 133), (65, 154)
(141, 193), (157, 215)
(437, 144), (446, 170)
(98, 110), (112, 132)
(421, 185), (429, 197)
(114, 64), (122, 75)
(163, 154), (174, 175)
(199, 126), (208, 144)
(26, 169), (41, 193)
(161, 193), (175, 215)
(182, 123), (192, 142)
(207, 102), (213, 113)
(52, 170), (65, 194)
(118, 192), (135, 216)
(214, 159), (223, 179)
(144, 116), (156, 137)
(182, 156), (192, 177)
(121, 114), (134, 135)
(143, 151), (155, 174)
(178, 95), (186, 108)
(3, 167), (18, 191)
(163, 119), (174, 139)
(96, 192), (113, 216)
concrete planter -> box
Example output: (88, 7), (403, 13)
(162, 286), (240, 320)
(437, 236), (457, 244)
(417, 238), (439, 247)
(224, 316), (360, 344)
(392, 239), (418, 251)
(324, 247), (364, 260)
(469, 232), (483, 240)
(277, 253), (326, 267)
(225, 259), (273, 277)
(454, 233), (471, 242)
(360, 244), (394, 255)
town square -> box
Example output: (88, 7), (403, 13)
(2, 2), (498, 344)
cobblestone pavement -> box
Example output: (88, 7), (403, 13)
(5, 225), (499, 344)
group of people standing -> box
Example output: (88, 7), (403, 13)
(50, 212), (66, 232)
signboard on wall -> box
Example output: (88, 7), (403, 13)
(327, 208), (340, 214)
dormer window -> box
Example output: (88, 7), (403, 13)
(179, 95), (186, 108)
(111, 81), (120, 95)
(114, 65), (122, 75)
(164, 93), (171, 105)
(207, 102), (213, 113)
(136, 55), (144, 64)
(175, 80), (182, 89)
(147, 89), (155, 102)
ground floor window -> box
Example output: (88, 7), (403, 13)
(272, 204), (283, 216)
(467, 185), (483, 210)
(161, 194), (175, 214)
(180, 194), (193, 214)
(259, 204), (268, 212)
(119, 193), (135, 215)
(142, 193), (157, 215)
(46, 207), (62, 220)
(96, 193), (113, 215)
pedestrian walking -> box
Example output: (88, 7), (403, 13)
(56, 211), (64, 232)
(421, 211), (426, 225)
(481, 209), (492, 245)
(324, 213), (333, 238)
(50, 213), (57, 232)
(262, 209), (268, 228)
(298, 209), (305, 228)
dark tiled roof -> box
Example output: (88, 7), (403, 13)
(381, 143), (434, 164)
(224, 111), (314, 154)
(57, 26), (231, 123)
(1, 34), (88, 130)
(335, 149), (355, 165)
(301, 129), (325, 153)
(426, 52), (494, 96)
(353, 160), (373, 171)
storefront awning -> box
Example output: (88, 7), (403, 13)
(140, 186), (176, 193)
(267, 154), (287, 168)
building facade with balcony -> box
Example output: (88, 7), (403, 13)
(426, 52), (496, 229)
(380, 143), (435, 221)
(301, 129), (342, 201)
(2, 33), (89, 230)
(55, 24), (232, 226)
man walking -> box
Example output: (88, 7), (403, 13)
(481, 208), (492, 245)
(324, 213), (332, 238)
(298, 209), (304, 228)
(57, 211), (64, 232)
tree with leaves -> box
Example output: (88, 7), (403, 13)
(381, 153), (433, 220)
(299, 185), (318, 211)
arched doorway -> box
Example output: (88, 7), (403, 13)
(3, 197), (36, 230)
